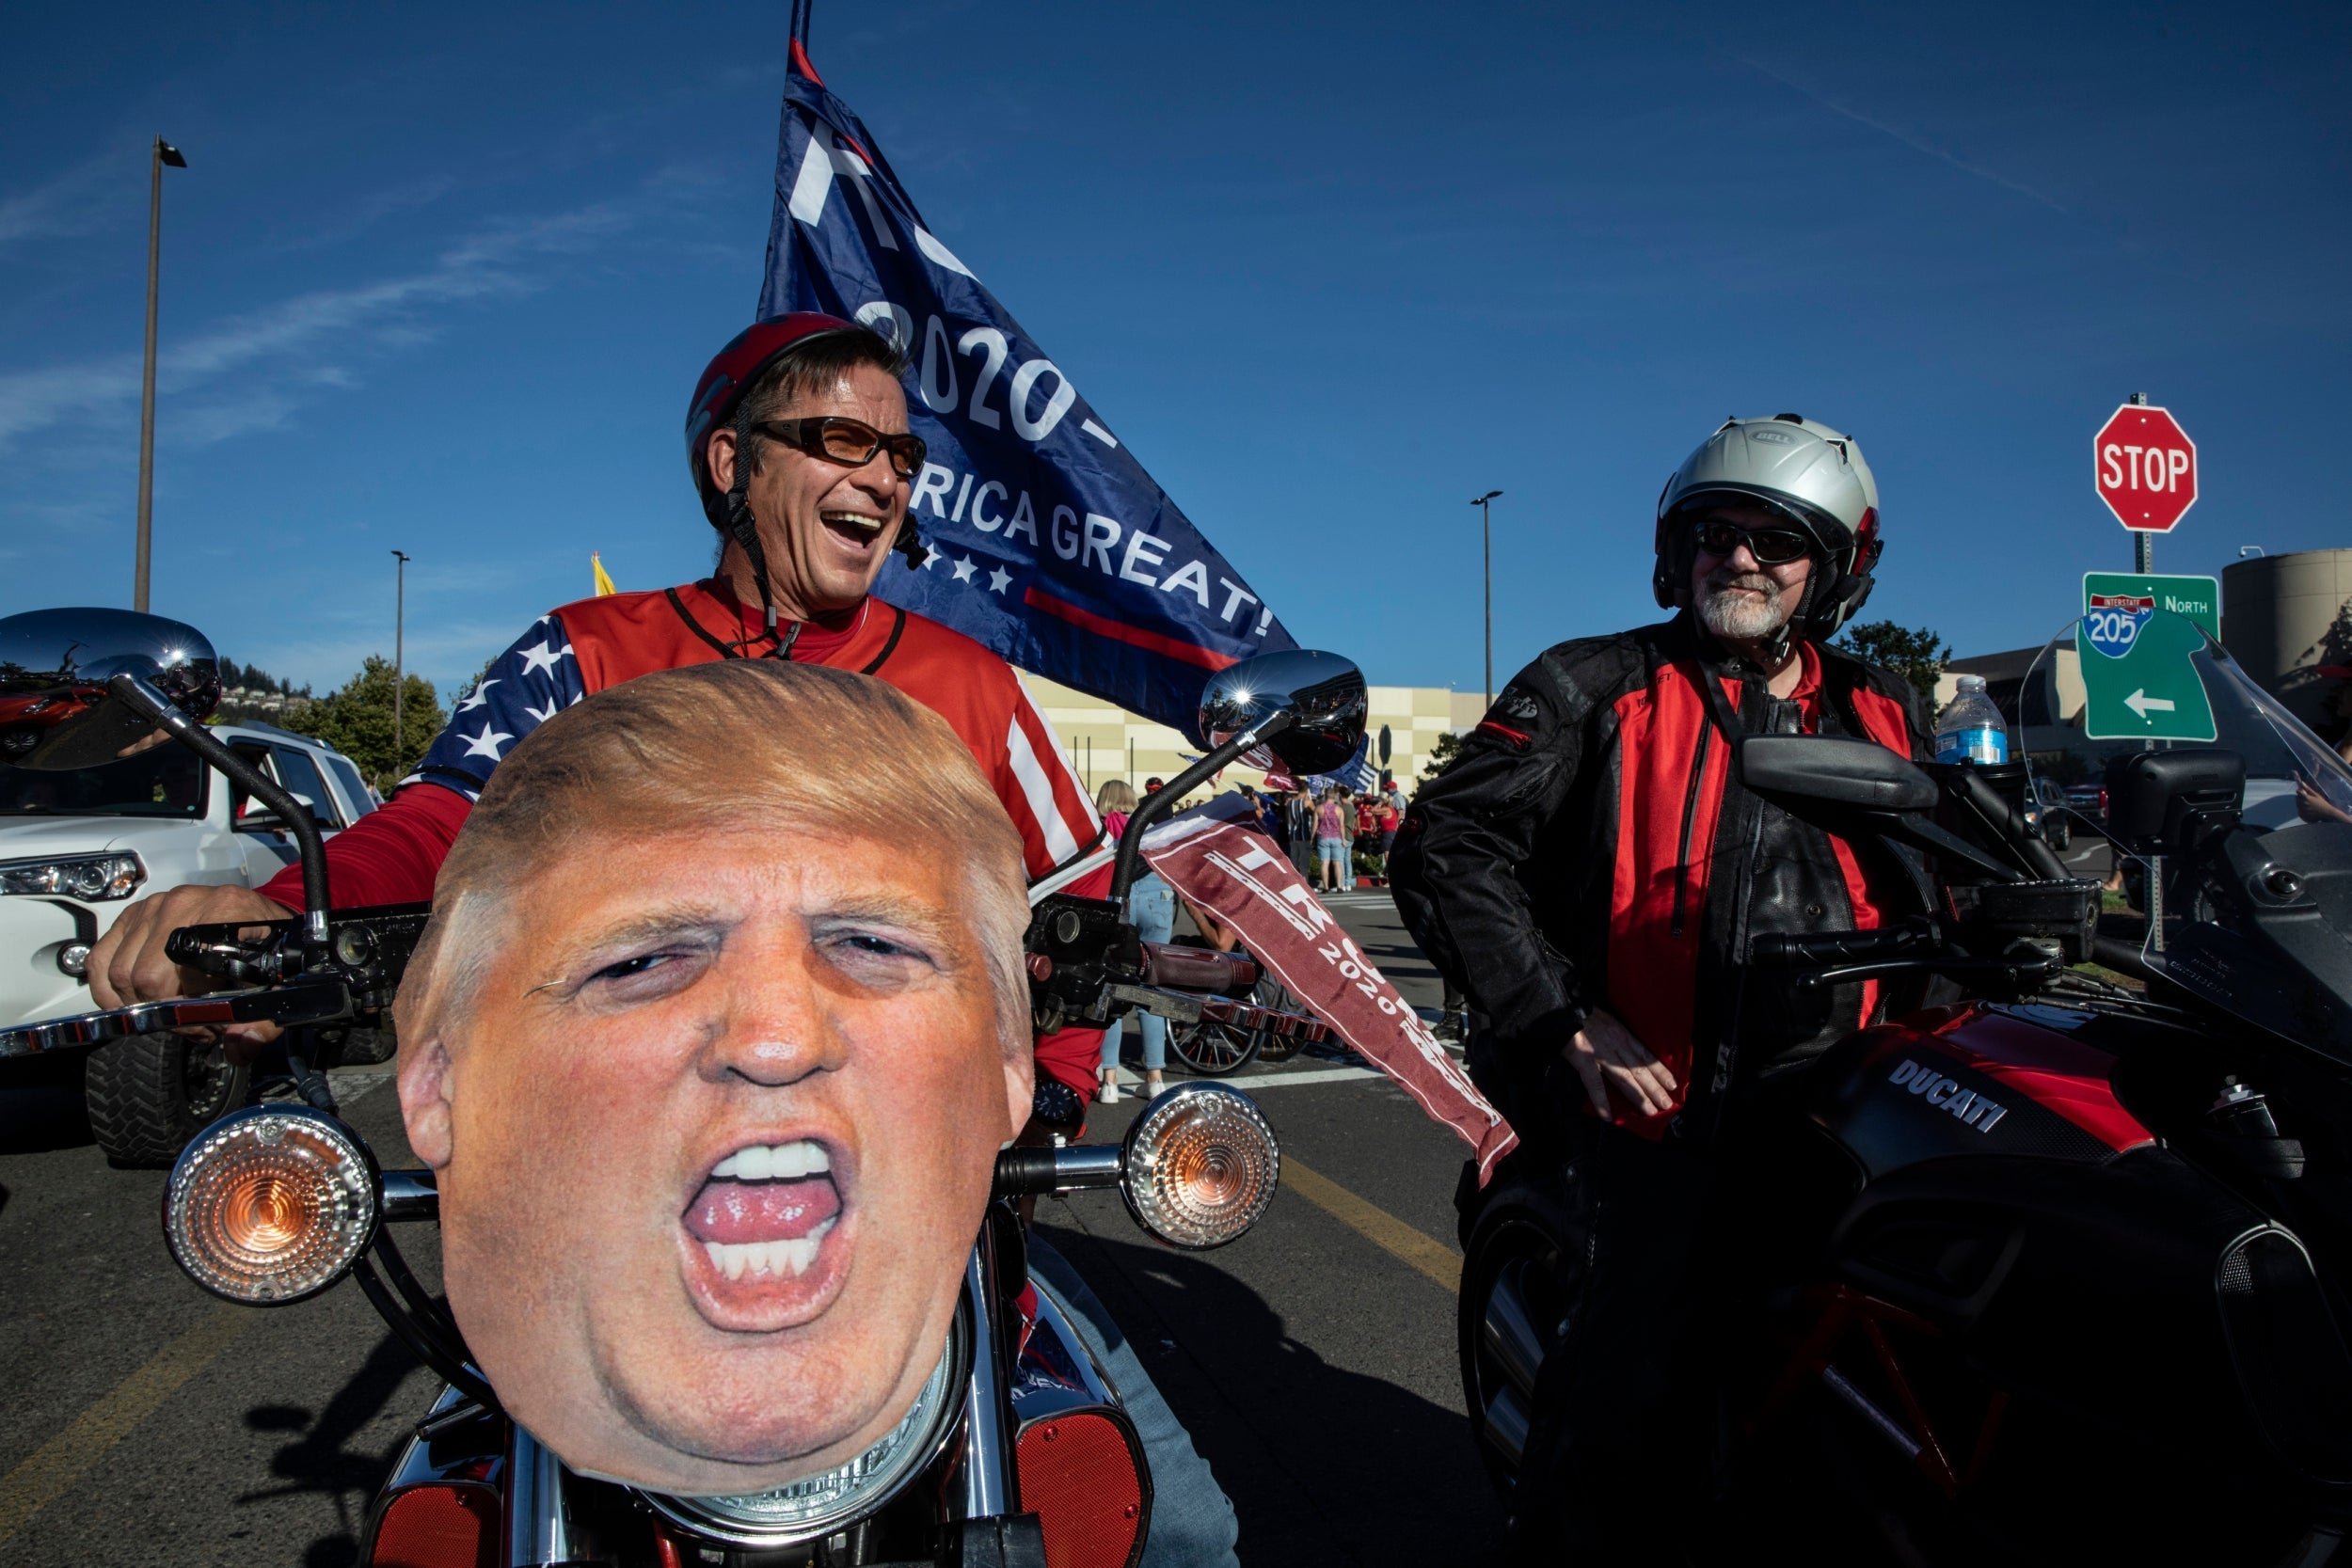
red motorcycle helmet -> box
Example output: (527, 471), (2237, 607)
(684, 312), (871, 527)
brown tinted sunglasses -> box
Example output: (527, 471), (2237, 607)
(754, 416), (928, 481)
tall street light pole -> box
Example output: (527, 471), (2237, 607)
(135, 136), (187, 613)
(1471, 491), (1502, 705)
(391, 550), (411, 758)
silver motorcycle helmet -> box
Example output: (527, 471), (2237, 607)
(1650, 413), (1883, 641)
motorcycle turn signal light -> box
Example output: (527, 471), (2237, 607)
(164, 1105), (381, 1305)
(1119, 1083), (1279, 1249)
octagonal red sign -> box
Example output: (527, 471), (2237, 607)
(2093, 403), (2198, 533)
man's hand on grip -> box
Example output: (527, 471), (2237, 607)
(86, 883), (294, 1061)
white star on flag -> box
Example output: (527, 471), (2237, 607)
(461, 725), (514, 761)
(988, 565), (1012, 594)
(523, 700), (561, 724)
(951, 556), (977, 583)
(457, 678), (498, 712)
(517, 641), (573, 679)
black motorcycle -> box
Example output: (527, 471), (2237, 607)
(0, 610), (1368, 1568)
(1457, 612), (2352, 1566)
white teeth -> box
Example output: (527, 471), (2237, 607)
(711, 1140), (829, 1181)
(703, 1233), (828, 1283)
(822, 512), (883, 537)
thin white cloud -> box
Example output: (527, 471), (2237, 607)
(0, 196), (640, 449)
(1736, 55), (2070, 215)
(0, 144), (143, 251)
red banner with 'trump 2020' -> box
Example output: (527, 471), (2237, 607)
(1140, 799), (1518, 1184)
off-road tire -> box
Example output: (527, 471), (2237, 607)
(84, 1032), (251, 1167)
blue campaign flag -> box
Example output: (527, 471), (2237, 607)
(755, 33), (1295, 736)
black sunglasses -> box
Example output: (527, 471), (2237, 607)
(1692, 517), (1814, 565)
(753, 416), (928, 481)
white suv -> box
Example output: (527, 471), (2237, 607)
(1, 722), (377, 1163)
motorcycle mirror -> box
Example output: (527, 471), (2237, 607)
(164, 1105), (382, 1306)
(1120, 1082), (1280, 1249)
(1198, 649), (1368, 778)
(0, 607), (221, 770)
(1738, 734), (1938, 813)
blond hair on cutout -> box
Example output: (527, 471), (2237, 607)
(1094, 779), (1136, 816)
(394, 660), (1032, 1061)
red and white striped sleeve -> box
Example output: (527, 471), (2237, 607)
(996, 675), (1104, 880)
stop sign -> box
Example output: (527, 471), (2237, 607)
(2093, 403), (2198, 532)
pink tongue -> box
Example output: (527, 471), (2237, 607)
(684, 1178), (842, 1244)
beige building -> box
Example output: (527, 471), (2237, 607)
(1018, 673), (1489, 799)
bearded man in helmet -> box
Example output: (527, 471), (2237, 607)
(1391, 414), (1931, 1562)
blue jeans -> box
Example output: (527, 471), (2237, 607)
(1028, 1233), (1240, 1568)
(1101, 873), (1174, 1072)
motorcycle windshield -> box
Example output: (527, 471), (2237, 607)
(2018, 612), (2352, 1039)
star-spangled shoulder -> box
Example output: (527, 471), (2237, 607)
(987, 565), (1011, 594)
(516, 640), (574, 679)
(950, 556), (977, 583)
(409, 610), (586, 796)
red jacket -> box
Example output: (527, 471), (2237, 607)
(261, 579), (1107, 1090)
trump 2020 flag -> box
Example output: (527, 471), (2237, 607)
(755, 25), (1295, 736)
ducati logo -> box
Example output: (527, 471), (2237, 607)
(1888, 1057), (2010, 1133)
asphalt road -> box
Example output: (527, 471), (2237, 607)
(0, 888), (1505, 1568)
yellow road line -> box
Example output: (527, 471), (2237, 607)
(1281, 1156), (1461, 1295)
(0, 1303), (254, 1546)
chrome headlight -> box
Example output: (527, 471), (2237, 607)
(642, 1313), (970, 1547)
(0, 852), (146, 901)
(1120, 1083), (1280, 1248)
(164, 1106), (381, 1305)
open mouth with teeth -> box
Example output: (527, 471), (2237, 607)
(682, 1138), (848, 1323)
(820, 511), (889, 548)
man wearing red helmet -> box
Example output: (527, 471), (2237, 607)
(88, 316), (1108, 1101)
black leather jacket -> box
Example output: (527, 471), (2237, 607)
(1391, 614), (1931, 1148)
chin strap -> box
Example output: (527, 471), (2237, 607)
(723, 404), (782, 647)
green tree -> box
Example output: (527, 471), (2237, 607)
(283, 655), (447, 793)
(1419, 729), (1466, 783)
(1836, 620), (1952, 706)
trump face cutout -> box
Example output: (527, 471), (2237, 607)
(394, 662), (1032, 1496)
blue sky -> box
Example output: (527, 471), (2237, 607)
(3, 2), (2345, 703)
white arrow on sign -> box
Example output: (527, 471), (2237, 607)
(2123, 689), (2177, 719)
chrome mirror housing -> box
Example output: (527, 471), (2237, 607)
(0, 607), (221, 769)
(1198, 649), (1367, 778)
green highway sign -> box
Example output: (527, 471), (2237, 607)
(2078, 573), (2219, 741)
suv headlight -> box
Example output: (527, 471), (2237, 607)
(0, 853), (148, 901)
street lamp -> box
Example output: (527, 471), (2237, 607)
(1470, 490), (1502, 705)
(134, 136), (188, 612)
(391, 550), (411, 758)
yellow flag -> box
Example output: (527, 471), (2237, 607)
(592, 552), (617, 596)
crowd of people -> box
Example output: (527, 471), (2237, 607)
(1208, 777), (1406, 892)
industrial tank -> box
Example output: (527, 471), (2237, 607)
(2221, 547), (2352, 739)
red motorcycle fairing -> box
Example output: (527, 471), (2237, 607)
(1760, 997), (2352, 1559)
(1809, 1003), (2152, 1183)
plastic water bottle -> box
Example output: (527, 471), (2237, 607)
(1935, 674), (2009, 765)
